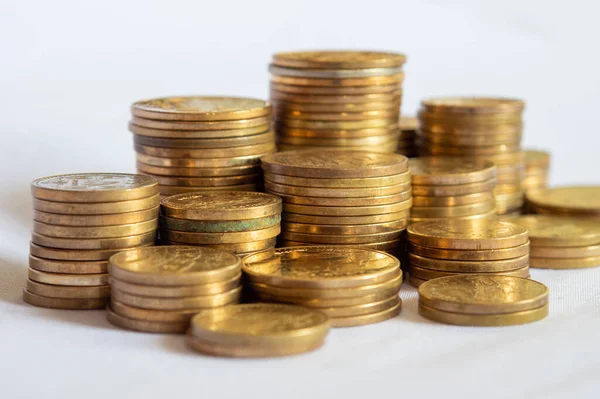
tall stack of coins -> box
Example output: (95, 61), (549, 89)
(511, 215), (600, 269)
(526, 186), (600, 221)
(418, 275), (549, 326)
(187, 303), (330, 357)
(407, 220), (530, 287)
(269, 51), (406, 152)
(25, 173), (159, 310)
(107, 246), (242, 333)
(418, 98), (525, 215)
(408, 158), (497, 223)
(397, 116), (419, 157)
(242, 247), (403, 327)
(130, 96), (276, 196)
(261, 151), (411, 255)
(522, 150), (550, 192)
(159, 192), (282, 256)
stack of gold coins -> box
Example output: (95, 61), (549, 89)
(242, 247), (403, 327)
(261, 151), (411, 255)
(187, 303), (330, 357)
(418, 275), (549, 326)
(407, 219), (530, 287)
(129, 96), (276, 196)
(269, 51), (406, 152)
(522, 150), (551, 192)
(408, 158), (497, 223)
(159, 192), (282, 257)
(397, 116), (419, 157)
(511, 215), (600, 269)
(526, 186), (600, 221)
(25, 173), (159, 310)
(107, 246), (242, 333)
(418, 97), (525, 215)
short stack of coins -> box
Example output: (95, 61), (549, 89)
(261, 150), (411, 256)
(269, 51), (406, 152)
(522, 150), (551, 192)
(526, 186), (600, 221)
(129, 96), (276, 197)
(418, 275), (549, 326)
(25, 173), (159, 310)
(511, 215), (600, 269)
(242, 247), (403, 327)
(397, 116), (419, 157)
(408, 157), (497, 224)
(106, 246), (242, 333)
(417, 97), (525, 216)
(406, 219), (530, 287)
(159, 192), (282, 257)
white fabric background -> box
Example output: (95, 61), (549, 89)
(1, 1), (600, 398)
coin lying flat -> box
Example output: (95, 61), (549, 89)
(510, 215), (600, 247)
(526, 186), (600, 215)
(282, 210), (410, 226)
(33, 194), (160, 215)
(134, 142), (275, 158)
(409, 264), (530, 281)
(408, 242), (530, 261)
(22, 289), (107, 310)
(157, 183), (258, 196)
(29, 255), (108, 274)
(418, 303), (548, 326)
(161, 225), (280, 244)
(411, 178), (496, 197)
(129, 122), (271, 139)
(277, 124), (398, 139)
(283, 201), (412, 217)
(168, 238), (276, 253)
(109, 273), (241, 298)
(270, 191), (412, 207)
(150, 173), (260, 187)
(29, 242), (152, 261)
(136, 153), (266, 168)
(28, 268), (109, 286)
(272, 51), (406, 69)
(410, 201), (496, 218)
(271, 74), (404, 88)
(110, 300), (204, 323)
(281, 219), (406, 235)
(161, 214), (281, 233)
(525, 150), (550, 167)
(26, 279), (110, 299)
(130, 115), (271, 131)
(529, 256), (600, 269)
(270, 82), (402, 95)
(111, 286), (242, 310)
(270, 90), (402, 104)
(411, 192), (495, 207)
(106, 306), (189, 334)
(33, 219), (158, 239)
(136, 162), (261, 177)
(280, 230), (405, 244)
(33, 207), (159, 227)
(133, 131), (275, 149)
(529, 244), (600, 259)
(264, 180), (410, 198)
(421, 97), (525, 114)
(330, 298), (402, 328)
(409, 158), (496, 185)
(264, 170), (410, 188)
(186, 334), (326, 357)
(31, 231), (156, 250)
(269, 64), (404, 78)
(303, 295), (399, 318)
(408, 252), (529, 273)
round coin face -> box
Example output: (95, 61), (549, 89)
(409, 158), (496, 185)
(242, 247), (400, 289)
(271, 50), (406, 69)
(418, 275), (549, 314)
(510, 215), (600, 247)
(526, 186), (600, 214)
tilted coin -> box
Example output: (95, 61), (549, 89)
(136, 162), (261, 178)
(130, 115), (271, 131)
(270, 89), (402, 104)
(271, 74), (404, 88)
(33, 207), (159, 227)
(408, 242), (530, 261)
(271, 51), (407, 69)
(329, 298), (401, 328)
(282, 210), (409, 225)
(134, 142), (276, 158)
(131, 96), (272, 121)
(529, 244), (600, 259)
(281, 219), (406, 235)
(28, 268), (109, 286)
(280, 117), (400, 130)
(418, 275), (548, 314)
(408, 252), (529, 273)
(530, 256), (600, 269)
(111, 286), (241, 310)
(277, 124), (398, 139)
(161, 225), (280, 244)
(526, 186), (600, 215)
(264, 170), (410, 188)
(129, 122), (270, 139)
(411, 178), (496, 197)
(29, 242), (152, 261)
(106, 306), (189, 334)
(409, 158), (496, 185)
(410, 201), (496, 218)
(33, 219), (158, 239)
(418, 303), (548, 327)
(280, 230), (405, 244)
(510, 215), (600, 247)
(411, 192), (495, 207)
(420, 97), (525, 114)
(22, 289), (107, 310)
(276, 132), (399, 146)
(133, 131), (275, 149)
(270, 81), (402, 95)
(31, 231), (156, 250)
(33, 194), (160, 215)
(109, 273), (241, 298)
(242, 246), (400, 289)
(110, 300), (205, 323)
(282, 200), (412, 216)
(265, 180), (410, 198)
(31, 173), (158, 202)
(409, 265), (530, 281)
(136, 153), (265, 168)
(407, 219), (528, 250)
(158, 183), (258, 196)
(29, 255), (108, 274)
(108, 246), (241, 286)
(149, 173), (260, 187)
(161, 214), (280, 233)
(26, 279), (110, 299)
(269, 64), (404, 78)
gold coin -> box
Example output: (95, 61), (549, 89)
(270, 89), (402, 104)
(277, 124), (398, 139)
(149, 174), (260, 187)
(33, 219), (158, 239)
(22, 289), (107, 310)
(530, 244), (600, 259)
(408, 275), (427, 288)
(277, 240), (402, 253)
(409, 252), (529, 272)
(281, 219), (406, 235)
(161, 214), (280, 233)
(161, 225), (280, 244)
(309, 296), (399, 318)
(270, 82), (402, 95)
(31, 231), (156, 250)
(131, 96), (272, 121)
(275, 108), (399, 122)
(26, 279), (110, 299)
(109, 273), (241, 298)
(134, 142), (276, 158)
(273, 100), (400, 113)
(408, 242), (530, 261)
(330, 298), (401, 327)
(136, 153), (267, 168)
(165, 238), (277, 253)
(112, 286), (241, 310)
(526, 186), (600, 215)
(108, 246), (241, 286)
(409, 158), (496, 185)
(411, 192), (495, 207)
(264, 170), (410, 188)
(136, 162), (261, 178)
(272, 51), (406, 69)
(275, 141), (399, 153)
(106, 306), (188, 334)
(280, 229), (405, 244)
(525, 149), (550, 167)
(280, 118), (399, 130)
(158, 184), (259, 196)
(407, 219), (528, 250)
(254, 288), (400, 308)
(129, 122), (270, 138)
(418, 303), (548, 326)
(130, 115), (270, 131)
(410, 201), (496, 218)
(470, 151), (525, 166)
(270, 190), (412, 207)
(510, 215), (600, 247)
(110, 300), (204, 323)
(277, 132), (399, 147)
(33, 194), (160, 215)
(530, 256), (600, 269)
(421, 97), (525, 114)
(419, 130), (521, 146)
(409, 265), (530, 281)
(31, 173), (158, 202)
(419, 121), (523, 136)
(29, 255), (108, 274)
(411, 178), (496, 197)
(418, 275), (548, 314)
(419, 111), (522, 125)
(282, 200), (412, 216)
(420, 142), (520, 156)
(242, 246), (400, 289)
(409, 209), (498, 225)
(28, 268), (108, 286)
(400, 117), (418, 131)
(269, 64), (403, 78)
(282, 210), (409, 225)
(33, 207), (159, 227)
(133, 131), (275, 149)
(29, 242), (151, 261)
(271, 73), (404, 87)
(265, 180), (410, 198)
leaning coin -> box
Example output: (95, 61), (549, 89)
(28, 268), (108, 286)
(22, 290), (107, 310)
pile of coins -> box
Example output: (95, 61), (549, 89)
(130, 96), (276, 196)
(242, 247), (403, 327)
(261, 151), (411, 255)
(408, 158), (497, 223)
(417, 97), (526, 215)
(187, 303), (330, 357)
(526, 186), (600, 221)
(107, 246), (242, 333)
(159, 192), (282, 256)
(397, 116), (419, 157)
(522, 150), (550, 192)
(511, 215), (600, 269)
(269, 51), (406, 152)
(25, 173), (159, 309)
(418, 275), (549, 326)
(406, 219), (530, 287)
